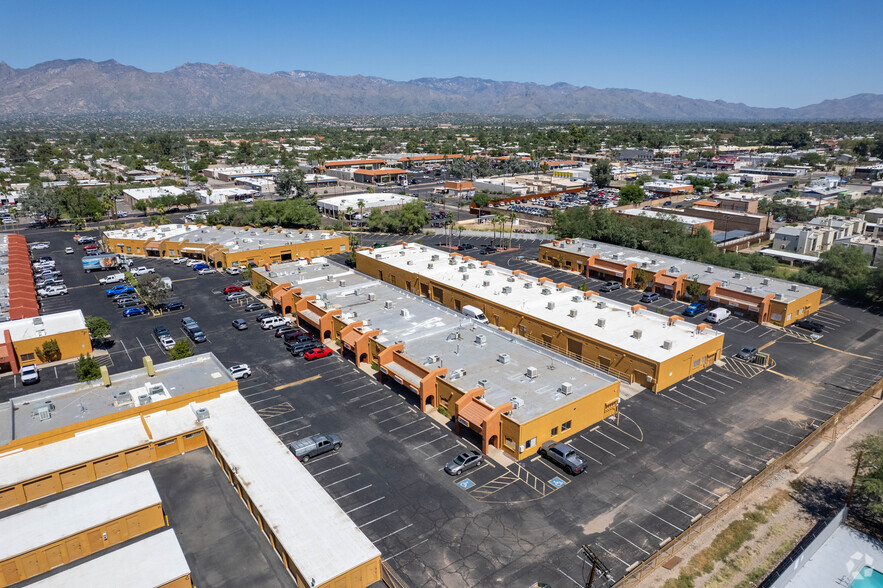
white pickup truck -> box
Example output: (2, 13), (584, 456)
(99, 273), (126, 285)
(131, 266), (156, 276)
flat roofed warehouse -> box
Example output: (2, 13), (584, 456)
(358, 244), (724, 391)
(102, 223), (349, 269)
(539, 238), (822, 326)
(253, 259), (620, 459)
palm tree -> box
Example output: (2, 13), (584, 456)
(494, 212), (507, 247)
(357, 199), (365, 222)
(508, 211), (517, 249)
(457, 225), (464, 249)
(346, 206), (354, 223)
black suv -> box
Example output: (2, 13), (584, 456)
(794, 319), (824, 333)
(288, 340), (320, 356)
(158, 301), (184, 312)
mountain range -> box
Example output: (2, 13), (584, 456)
(0, 59), (881, 121)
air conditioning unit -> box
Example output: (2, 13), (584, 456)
(450, 368), (466, 380)
(420, 247), (427, 252)
(32, 400), (55, 421)
(510, 397), (524, 410)
(400, 309), (410, 318)
(407, 260), (414, 266)
(670, 266), (679, 273)
(790, 284), (798, 292)
(384, 300), (393, 309)
(446, 331), (461, 341)
(507, 276), (516, 282)
(459, 266), (468, 273)
(541, 288), (551, 295)
(497, 353), (510, 364)
(482, 281), (490, 287)
(597, 318), (606, 328)
(596, 301), (607, 309)
(112, 391), (134, 407)
(745, 286), (754, 294)
(327, 274), (334, 281)
(485, 269), (493, 276)
(547, 301), (555, 310)
(338, 280), (347, 287)
(424, 355), (440, 365)
(525, 366), (538, 379)
(477, 378), (490, 390)
(431, 254), (439, 261)
(569, 309), (578, 318)
(572, 296), (581, 303)
(663, 340), (673, 350)
(462, 274), (469, 281)
(353, 288), (362, 296)
(399, 251), (406, 256)
(449, 258), (458, 265)
(734, 272), (742, 279)
(761, 278), (769, 285)
(475, 334), (487, 346)
(502, 286), (512, 294)
(194, 407), (210, 422)
(367, 293), (376, 301)
(633, 329), (643, 339)
(706, 266), (714, 273)
(559, 382), (573, 395)
(775, 293), (783, 300)
(524, 282), (533, 289)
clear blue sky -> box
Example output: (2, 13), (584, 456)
(1, 0), (880, 108)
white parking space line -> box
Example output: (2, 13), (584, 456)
(399, 426), (437, 442)
(389, 418), (425, 433)
(383, 539), (430, 563)
(695, 373), (735, 390)
(731, 445), (768, 463)
(120, 339), (132, 362)
(659, 394), (695, 410)
(313, 463), (349, 476)
(675, 490), (712, 509)
(628, 520), (664, 542)
(763, 425), (804, 441)
(360, 397), (391, 408)
(611, 530), (651, 555)
(755, 433), (793, 448)
(672, 389), (707, 405)
(377, 411), (413, 424)
(680, 383), (717, 399)
(341, 383), (374, 394)
(370, 402), (404, 415)
(359, 510), (398, 528)
(336, 485), (374, 502)
(593, 429), (630, 450)
(350, 389), (383, 401)
(742, 438), (776, 453)
(594, 543), (630, 567)
(242, 388), (276, 398)
(326, 473), (361, 488)
(709, 462), (745, 479)
(643, 508), (682, 532)
(580, 434), (616, 456)
(686, 480), (722, 499)
(709, 475), (736, 490)
(249, 395), (282, 405)
(270, 416), (303, 428)
(424, 445), (460, 460)
(372, 523), (413, 544)
(278, 424), (311, 436)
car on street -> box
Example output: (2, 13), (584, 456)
(65, 246), (74, 254)
(158, 334), (176, 350)
(640, 291), (660, 303)
(157, 301), (184, 312)
(117, 211), (128, 218)
(288, 433), (342, 463)
(225, 266), (242, 275)
(123, 306), (148, 318)
(20, 365), (40, 385)
(735, 346), (758, 362)
(683, 302), (707, 316)
(131, 266), (155, 276)
(223, 285), (243, 294)
(106, 285), (135, 297)
(794, 319), (824, 333)
(539, 441), (587, 475)
(232, 319), (248, 330)
(197, 267), (214, 275)
(244, 302), (265, 312)
(444, 450), (484, 475)
(38, 285), (68, 297)
(228, 364), (252, 379)
(304, 346), (333, 361)
(598, 281), (621, 293)
(226, 291), (248, 301)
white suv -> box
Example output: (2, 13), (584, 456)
(20, 365), (40, 384)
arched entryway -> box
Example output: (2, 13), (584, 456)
(488, 434), (499, 449)
(323, 329), (332, 341)
(358, 352), (368, 364)
(424, 394), (435, 410)
(284, 305), (292, 316)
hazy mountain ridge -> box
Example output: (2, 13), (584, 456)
(0, 59), (881, 120)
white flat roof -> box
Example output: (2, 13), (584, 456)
(203, 392), (380, 585)
(317, 193), (416, 211)
(27, 529), (190, 588)
(121, 186), (184, 201)
(619, 209), (711, 225)
(0, 471), (160, 561)
(3, 310), (86, 343)
(359, 244), (722, 363)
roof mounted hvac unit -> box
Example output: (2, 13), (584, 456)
(367, 292), (376, 301)
(497, 353), (510, 364)
(633, 329), (643, 339)
(559, 382), (573, 395)
(406, 260), (414, 266)
(400, 309), (410, 318)
(477, 378), (490, 390)
(524, 282), (533, 289)
(338, 279), (347, 287)
(485, 269), (494, 276)
(597, 318), (606, 328)
(431, 254), (439, 261)
(510, 397), (524, 410)
(596, 301), (607, 309)
(462, 274), (469, 281)
(572, 295), (581, 303)
(706, 266), (714, 273)
(450, 368), (466, 380)
(569, 309), (578, 318)
(663, 340), (673, 350)
(459, 266), (468, 273)
(547, 301), (555, 310)
(507, 276), (516, 282)
(502, 286), (512, 294)
(525, 366), (538, 379)
(33, 400), (55, 421)
(427, 263), (434, 269)
(384, 300), (393, 309)
(423, 355), (440, 365)
(541, 288), (552, 295)
(482, 280), (490, 287)
(475, 334), (487, 346)
(449, 258), (458, 265)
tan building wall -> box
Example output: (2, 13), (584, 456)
(356, 253), (723, 392)
(651, 206), (770, 233)
(0, 503), (166, 587)
(14, 328), (92, 367)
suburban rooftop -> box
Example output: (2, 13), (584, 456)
(2, 309), (86, 343)
(254, 260), (619, 423)
(618, 208), (712, 226)
(545, 238), (822, 302)
(102, 223), (342, 252)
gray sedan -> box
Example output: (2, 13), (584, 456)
(444, 450), (483, 475)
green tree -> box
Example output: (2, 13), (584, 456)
(85, 316), (112, 342)
(276, 168), (298, 197)
(849, 433), (883, 517)
(19, 185), (63, 221)
(34, 339), (62, 363)
(472, 192), (491, 208)
(591, 160), (612, 188)
(133, 199), (151, 216)
(659, 172), (674, 180)
(74, 354), (102, 381)
(136, 274), (172, 308)
(713, 172), (730, 186)
(177, 191), (199, 209)
(618, 184), (646, 206)
(168, 339), (194, 360)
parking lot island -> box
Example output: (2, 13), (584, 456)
(353, 243), (725, 392)
(540, 238), (822, 326)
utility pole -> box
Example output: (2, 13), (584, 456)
(846, 450), (863, 508)
(581, 545), (613, 587)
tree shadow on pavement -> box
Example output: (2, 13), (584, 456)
(790, 476), (847, 519)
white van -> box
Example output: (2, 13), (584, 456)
(462, 305), (489, 324)
(706, 308), (731, 324)
(261, 316), (289, 330)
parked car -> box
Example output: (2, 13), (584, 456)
(117, 297), (143, 308)
(185, 259), (202, 267)
(274, 325), (296, 337)
(706, 308), (731, 324)
(232, 319), (248, 330)
(735, 346), (758, 362)
(35, 278), (64, 290)
(683, 302), (707, 317)
(288, 341), (320, 356)
(228, 364), (252, 379)
(640, 291), (660, 303)
(244, 302), (265, 312)
(30, 242), (50, 250)
(444, 450), (483, 475)
(256, 311), (278, 323)
(197, 267), (214, 275)
(64, 246), (74, 254)
(457, 243), (475, 251)
(154, 325), (170, 339)
(282, 331), (309, 344)
(131, 266), (155, 276)
(181, 316), (198, 330)
(123, 306), (149, 318)
(185, 326), (206, 343)
(157, 301), (184, 312)
(288, 433), (342, 463)
(106, 284), (135, 297)
(598, 281), (621, 293)
(20, 365), (40, 385)
(539, 441), (587, 475)
(172, 257), (188, 264)
(38, 285), (68, 297)
(794, 319), (824, 333)
(99, 273), (126, 285)
(157, 334), (176, 350)
(223, 285), (243, 294)
(226, 291), (248, 301)
(193, 263), (210, 271)
(304, 346), (333, 361)
(225, 266), (242, 275)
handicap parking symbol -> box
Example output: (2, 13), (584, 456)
(549, 476), (567, 488)
(457, 478), (476, 490)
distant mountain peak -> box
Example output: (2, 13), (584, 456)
(0, 58), (880, 120)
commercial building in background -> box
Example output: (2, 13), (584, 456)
(396, 154), (465, 168)
(195, 187), (255, 204)
(443, 180), (475, 198)
(2, 234), (39, 321)
(709, 193), (762, 213)
(651, 206), (771, 235)
(355, 243), (724, 392)
(473, 178), (529, 196)
(539, 238), (822, 327)
(203, 165), (279, 182)
(806, 215), (867, 239)
(0, 310), (92, 373)
(315, 193), (416, 218)
(834, 232), (883, 267)
(121, 186), (185, 207)
(617, 209), (715, 236)
(773, 225), (836, 255)
(0, 353), (381, 588)
(854, 164), (883, 181)
(619, 148), (654, 162)
(102, 224), (348, 269)
(320, 158), (386, 171)
(252, 259), (620, 459)
(352, 168), (407, 184)
(642, 179), (694, 196)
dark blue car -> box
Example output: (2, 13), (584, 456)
(193, 263), (210, 271)
(123, 306), (148, 317)
(683, 302), (707, 317)
(106, 284), (135, 297)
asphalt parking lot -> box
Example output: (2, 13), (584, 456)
(6, 226), (883, 587)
